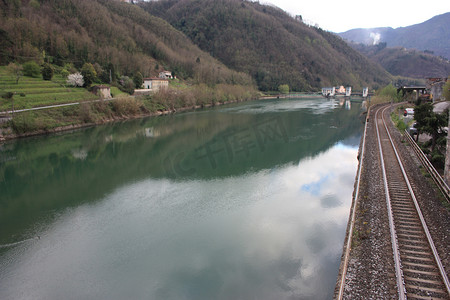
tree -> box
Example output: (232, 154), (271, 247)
(93, 63), (103, 78)
(41, 63), (54, 80)
(81, 63), (97, 87)
(119, 76), (135, 95)
(23, 61), (41, 77)
(378, 84), (402, 102)
(278, 84), (289, 94)
(414, 103), (448, 151)
(133, 72), (143, 89)
(7, 62), (23, 84)
(67, 72), (84, 87)
(61, 69), (70, 79)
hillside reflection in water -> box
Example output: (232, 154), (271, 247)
(0, 98), (364, 299)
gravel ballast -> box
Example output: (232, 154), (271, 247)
(334, 103), (450, 299)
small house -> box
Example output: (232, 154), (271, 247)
(143, 78), (169, 91)
(427, 78), (447, 101)
(159, 71), (173, 79)
(92, 85), (112, 99)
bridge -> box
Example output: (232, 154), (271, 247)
(281, 92), (373, 99)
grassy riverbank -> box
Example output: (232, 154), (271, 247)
(0, 67), (100, 111)
(0, 83), (260, 140)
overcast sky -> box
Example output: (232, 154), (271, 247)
(262, 0), (450, 32)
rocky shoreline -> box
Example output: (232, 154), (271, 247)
(334, 103), (450, 298)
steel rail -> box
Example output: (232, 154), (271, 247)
(376, 105), (407, 300)
(403, 129), (450, 203)
(335, 103), (450, 299)
(379, 105), (450, 298)
(335, 107), (370, 300)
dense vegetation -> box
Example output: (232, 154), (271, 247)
(410, 102), (448, 170)
(143, 0), (391, 91)
(1, 79), (259, 136)
(350, 43), (450, 79)
(0, 0), (252, 86)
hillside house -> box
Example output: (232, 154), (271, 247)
(426, 78), (447, 101)
(159, 71), (173, 79)
(143, 78), (169, 91)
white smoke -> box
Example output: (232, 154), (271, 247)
(369, 32), (381, 45)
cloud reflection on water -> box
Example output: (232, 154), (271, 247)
(0, 141), (358, 300)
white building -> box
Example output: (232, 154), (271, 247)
(143, 78), (169, 91)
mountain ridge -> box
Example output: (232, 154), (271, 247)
(339, 12), (450, 60)
(142, 0), (391, 91)
(1, 0), (393, 92)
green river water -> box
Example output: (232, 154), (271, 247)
(0, 97), (364, 299)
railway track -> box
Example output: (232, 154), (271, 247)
(375, 105), (450, 299)
(336, 103), (450, 299)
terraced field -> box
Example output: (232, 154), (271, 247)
(0, 67), (98, 111)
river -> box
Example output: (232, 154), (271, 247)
(0, 97), (364, 299)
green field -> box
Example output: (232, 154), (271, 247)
(0, 67), (99, 111)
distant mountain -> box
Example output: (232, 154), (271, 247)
(339, 13), (450, 60)
(350, 43), (450, 79)
(142, 0), (391, 91)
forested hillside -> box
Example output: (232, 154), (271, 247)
(143, 0), (391, 91)
(0, 0), (252, 85)
(350, 43), (450, 79)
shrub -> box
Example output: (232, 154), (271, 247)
(63, 63), (77, 74)
(112, 96), (141, 115)
(278, 84), (290, 94)
(118, 76), (135, 95)
(377, 84), (402, 102)
(23, 61), (41, 77)
(79, 102), (95, 123)
(60, 69), (70, 79)
(41, 63), (54, 80)
(391, 112), (407, 131)
(1, 92), (14, 99)
(11, 112), (37, 134)
(81, 63), (97, 87)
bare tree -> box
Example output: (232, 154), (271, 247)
(7, 62), (23, 84)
